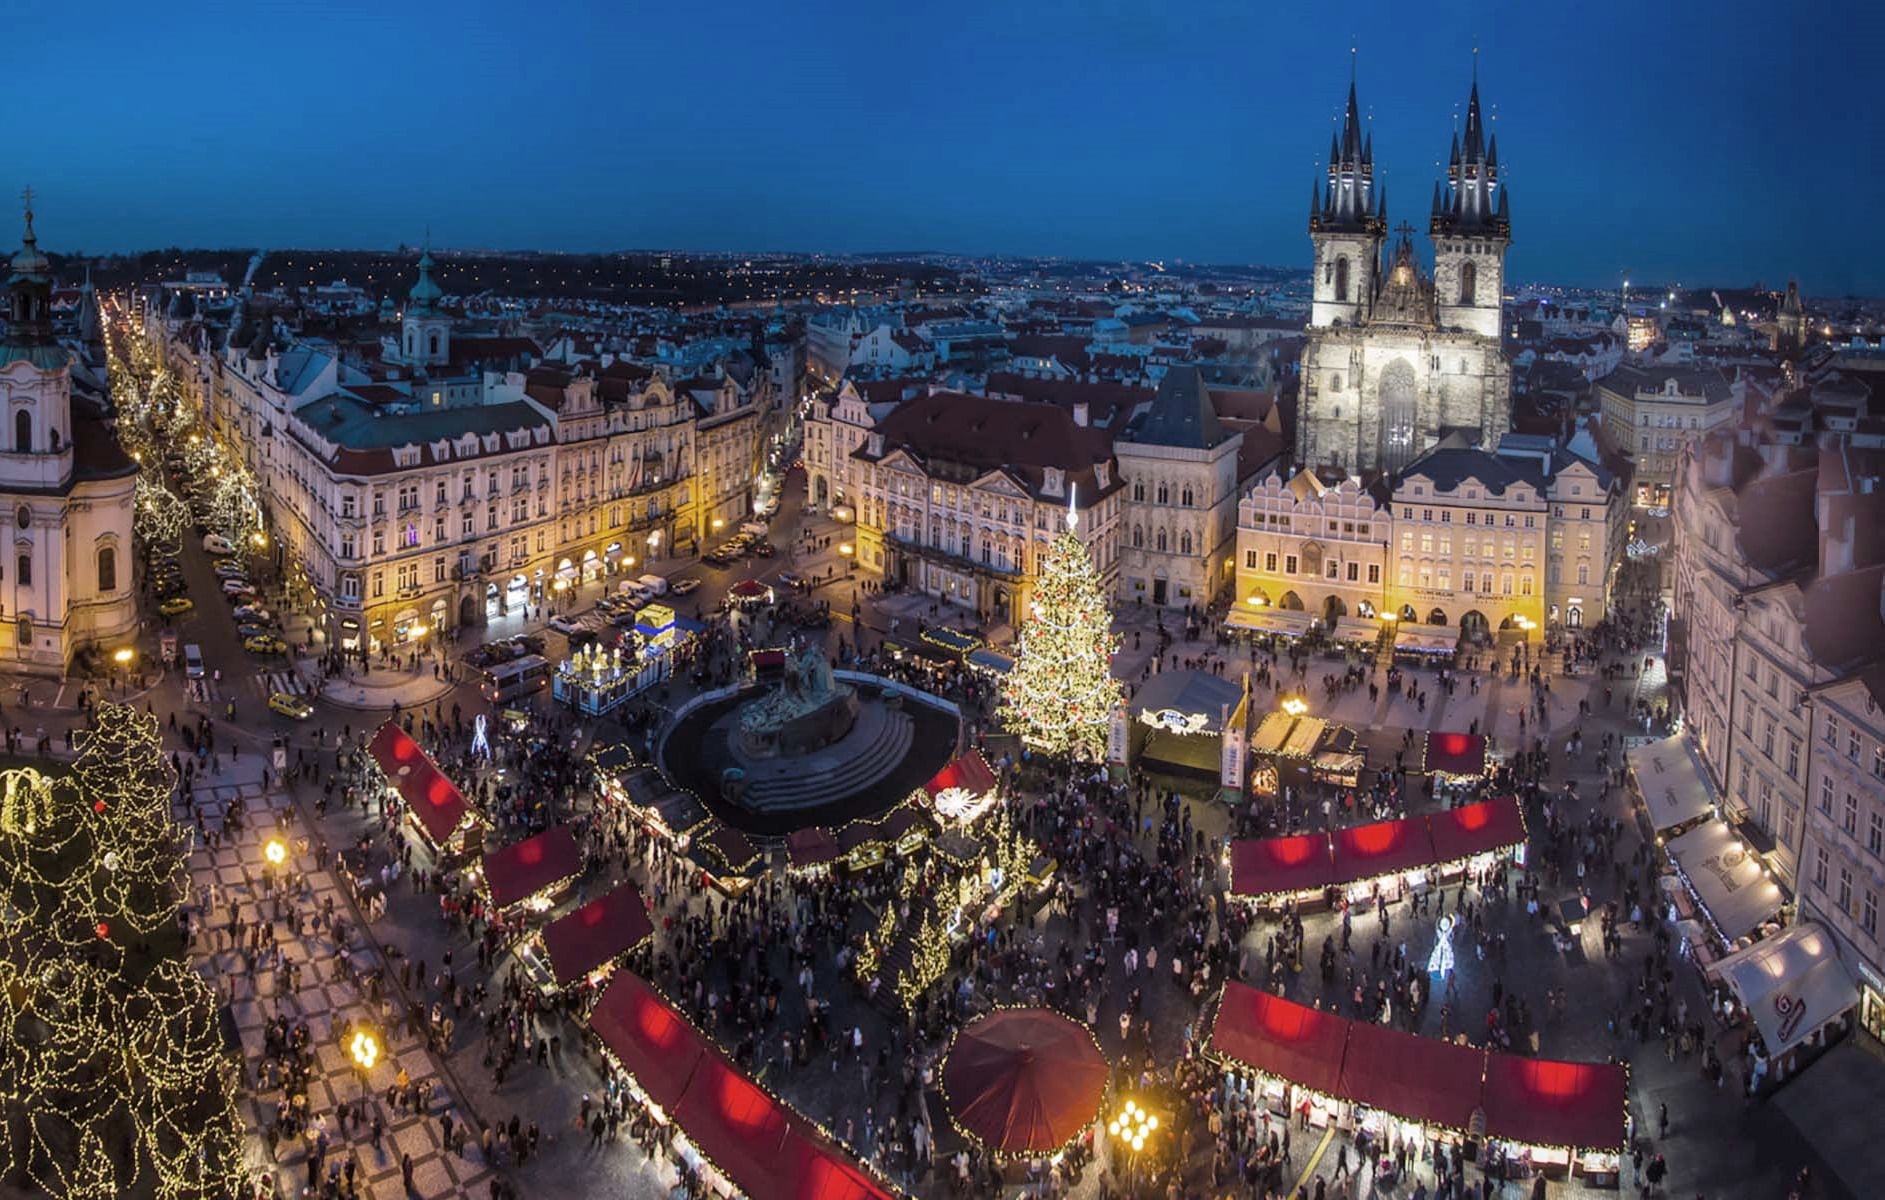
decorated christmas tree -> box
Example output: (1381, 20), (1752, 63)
(1000, 496), (1121, 762)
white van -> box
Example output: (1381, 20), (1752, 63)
(636, 574), (669, 597)
(183, 644), (205, 679)
(202, 534), (235, 555)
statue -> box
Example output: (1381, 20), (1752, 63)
(736, 641), (857, 756)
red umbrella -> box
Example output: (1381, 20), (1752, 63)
(941, 1008), (1109, 1154)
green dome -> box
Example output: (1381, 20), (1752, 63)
(408, 249), (442, 312)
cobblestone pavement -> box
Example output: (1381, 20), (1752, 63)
(181, 775), (500, 1199)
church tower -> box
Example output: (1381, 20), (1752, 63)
(1308, 71), (1387, 329)
(0, 196), (74, 479)
(1774, 280), (1806, 354)
(400, 246), (451, 369)
(1430, 70), (1509, 339)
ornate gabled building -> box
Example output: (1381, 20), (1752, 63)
(1297, 69), (1512, 475)
(0, 201), (137, 675)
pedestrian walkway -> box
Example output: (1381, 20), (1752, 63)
(318, 669), (457, 712)
(181, 777), (498, 1199)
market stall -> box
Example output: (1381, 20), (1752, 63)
(922, 751), (999, 826)
(1479, 1052), (1629, 1178)
(1393, 625), (1458, 659)
(1329, 616), (1384, 646)
(696, 823), (761, 894)
(1129, 669), (1245, 783)
(1226, 605), (1316, 640)
(1422, 732), (1487, 780)
(1664, 819), (1785, 946)
(479, 824), (583, 915)
(1208, 983), (1347, 1101)
(785, 828), (841, 874)
(1330, 816), (1432, 888)
(1717, 922), (1859, 1064)
(1426, 796), (1528, 864)
(533, 882), (653, 992)
(1338, 1020), (1485, 1133)
(940, 1008), (1109, 1156)
(966, 648), (1014, 676)
(1229, 833), (1334, 900)
(1625, 734), (1716, 834)
(367, 722), (483, 856)
(588, 972), (709, 1114)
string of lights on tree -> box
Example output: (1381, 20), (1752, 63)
(999, 492), (1123, 763)
(0, 702), (248, 1199)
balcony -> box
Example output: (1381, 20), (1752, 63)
(886, 530), (1021, 579)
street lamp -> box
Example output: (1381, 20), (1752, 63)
(1280, 693), (1309, 717)
(112, 648), (135, 666)
(1108, 1097), (1159, 1155)
(1245, 592), (1268, 608)
(263, 837), (287, 868)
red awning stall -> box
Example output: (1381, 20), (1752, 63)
(1229, 834), (1334, 900)
(1329, 817), (1433, 887)
(1338, 1021), (1486, 1133)
(367, 722), (479, 851)
(481, 824), (582, 913)
(1479, 1054), (1628, 1151)
(588, 973), (708, 1114)
(672, 1055), (795, 1191)
(923, 752), (1000, 824)
(1424, 732), (1488, 779)
(775, 1129), (899, 1200)
(538, 882), (652, 990)
(1208, 983), (1347, 1097)
(940, 1008), (1109, 1156)
(1426, 796), (1528, 864)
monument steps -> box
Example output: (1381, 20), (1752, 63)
(742, 709), (914, 809)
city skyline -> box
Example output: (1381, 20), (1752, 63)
(12, 1), (1882, 294)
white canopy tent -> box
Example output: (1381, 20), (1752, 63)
(1330, 616), (1383, 644)
(1394, 625), (1458, 654)
(1627, 735), (1717, 833)
(1665, 819), (1785, 944)
(1226, 606), (1316, 638)
(1717, 922), (1859, 1056)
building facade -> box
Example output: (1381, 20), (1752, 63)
(1296, 74), (1512, 473)
(1115, 368), (1244, 609)
(1233, 470), (1391, 625)
(0, 206), (138, 675)
(1596, 364), (1740, 506)
(849, 391), (1122, 626)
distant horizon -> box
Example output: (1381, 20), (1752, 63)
(13, 1), (1876, 296)
(50, 242), (1856, 302)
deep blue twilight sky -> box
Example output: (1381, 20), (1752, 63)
(14, 1), (1881, 293)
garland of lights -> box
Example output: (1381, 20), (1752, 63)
(999, 512), (1121, 762)
(0, 700), (249, 1199)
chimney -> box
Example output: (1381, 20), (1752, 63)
(1073, 402), (1089, 428)
(1824, 512), (1857, 577)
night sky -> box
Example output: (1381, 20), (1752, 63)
(16, 1), (1880, 293)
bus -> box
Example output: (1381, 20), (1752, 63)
(480, 654), (552, 705)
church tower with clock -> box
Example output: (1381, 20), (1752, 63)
(1296, 67), (1512, 475)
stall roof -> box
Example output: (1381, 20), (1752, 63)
(672, 1055), (795, 1190)
(588, 973), (708, 1112)
(1208, 983), (1347, 1096)
(368, 722), (473, 846)
(1717, 922), (1859, 1057)
(1426, 796), (1528, 864)
(1666, 819), (1785, 943)
(1330, 616), (1384, 644)
(1251, 711), (1299, 755)
(700, 824), (760, 873)
(1229, 833), (1334, 898)
(1129, 669), (1243, 735)
(924, 752), (997, 800)
(1626, 735), (1717, 832)
(966, 648), (1014, 674)
(774, 1129), (900, 1200)
(1329, 817), (1433, 886)
(1281, 716), (1327, 760)
(922, 627), (981, 655)
(786, 827), (841, 868)
(1226, 606), (1316, 637)
(540, 882), (652, 989)
(1479, 1054), (1628, 1150)
(1338, 1021), (1486, 1132)
(482, 824), (583, 910)
(1394, 625), (1459, 654)
(1424, 732), (1486, 778)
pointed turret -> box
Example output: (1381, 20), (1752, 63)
(1431, 180), (1444, 217)
(2, 191), (65, 369)
(1311, 178), (1322, 222)
(1432, 71), (1508, 239)
(1311, 63), (1384, 236)
(1462, 80), (1486, 163)
(1486, 133), (1498, 172)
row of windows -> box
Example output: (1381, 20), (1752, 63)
(1131, 481), (1196, 507)
(1398, 567), (1531, 595)
(3, 545), (116, 593)
(1245, 549), (1382, 584)
(1400, 506), (1536, 528)
(1812, 847), (1880, 938)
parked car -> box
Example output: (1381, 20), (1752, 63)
(202, 534), (235, 555)
(547, 615), (581, 634)
(213, 563), (248, 580)
(221, 579), (255, 596)
(243, 635), (288, 655)
(670, 577), (701, 596)
(754, 542), (776, 558)
(636, 573), (669, 597)
(267, 693), (314, 720)
(158, 597), (194, 617)
(236, 622), (274, 640)
(232, 604), (271, 622)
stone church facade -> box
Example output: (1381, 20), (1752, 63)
(1296, 71), (1512, 475)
